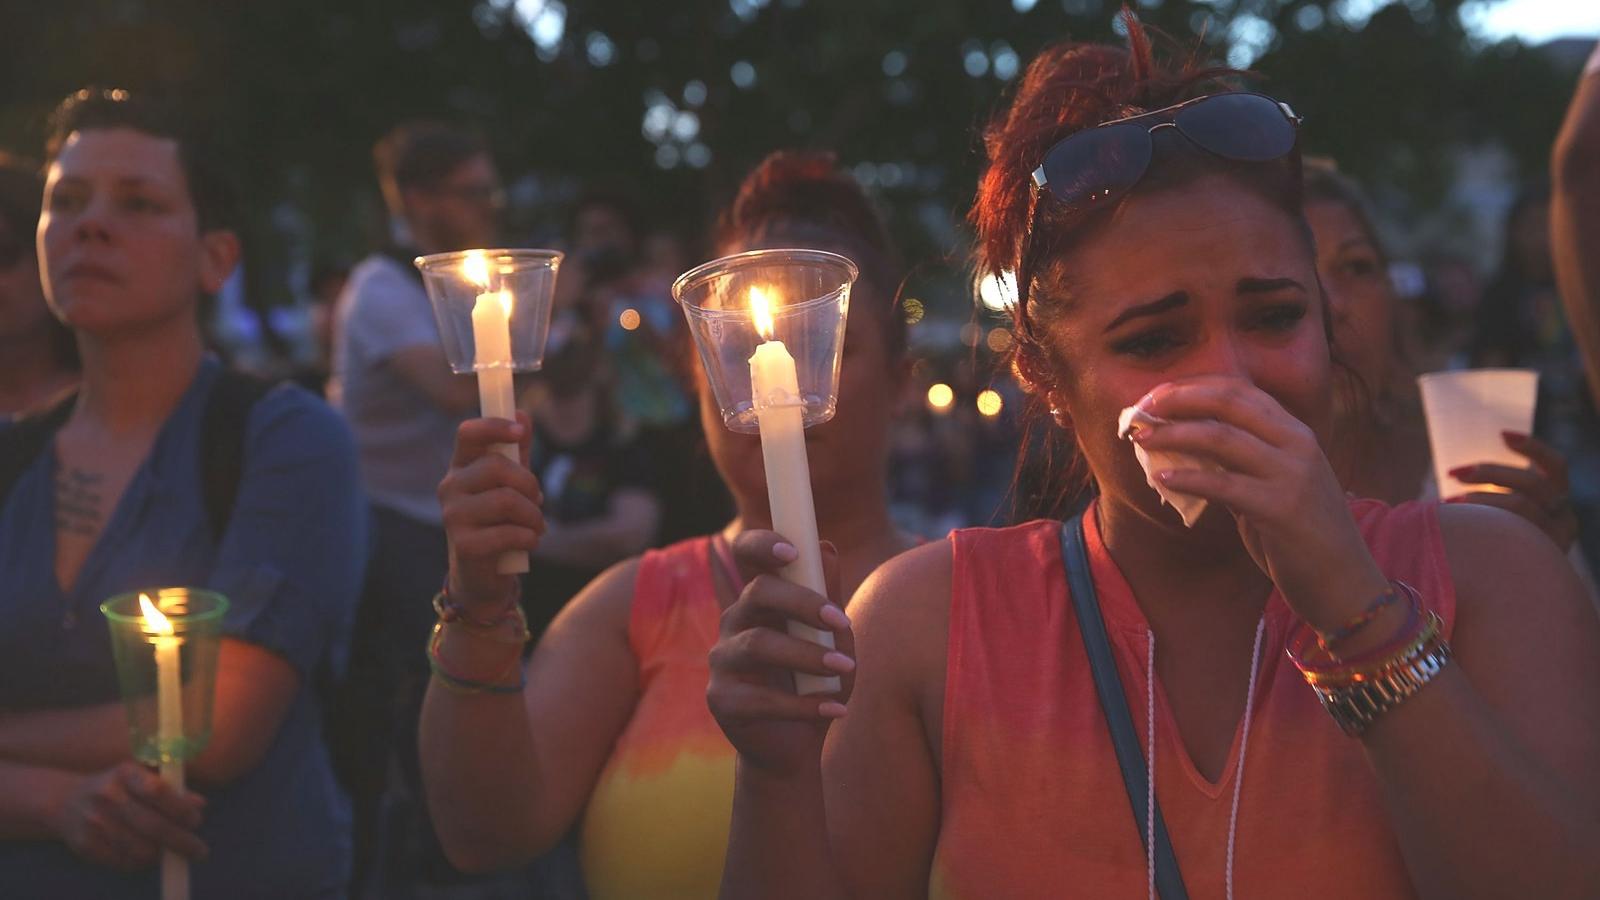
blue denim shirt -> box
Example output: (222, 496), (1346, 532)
(0, 358), (367, 899)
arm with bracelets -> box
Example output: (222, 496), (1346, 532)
(1274, 509), (1600, 899)
(416, 414), (644, 874)
(1138, 377), (1600, 899)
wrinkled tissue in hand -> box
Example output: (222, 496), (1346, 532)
(1117, 404), (1215, 528)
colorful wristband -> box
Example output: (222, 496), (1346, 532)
(433, 585), (522, 628)
(1290, 580), (1424, 674)
(1313, 582), (1402, 653)
(426, 623), (526, 694)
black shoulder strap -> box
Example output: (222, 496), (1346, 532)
(0, 391), (77, 514)
(199, 370), (273, 541)
(1060, 513), (1190, 900)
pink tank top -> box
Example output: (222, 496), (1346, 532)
(580, 537), (734, 900)
(931, 499), (1455, 900)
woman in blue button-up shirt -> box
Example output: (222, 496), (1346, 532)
(0, 89), (366, 899)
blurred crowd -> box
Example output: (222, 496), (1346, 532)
(0, 34), (1598, 899)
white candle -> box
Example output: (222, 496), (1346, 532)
(747, 288), (840, 696)
(466, 251), (528, 575)
(139, 594), (188, 900)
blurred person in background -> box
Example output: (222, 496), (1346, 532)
(1303, 159), (1434, 504)
(288, 256), (350, 395)
(1553, 43), (1600, 406)
(1306, 160), (1584, 574)
(523, 328), (661, 638)
(416, 150), (918, 899)
(562, 189), (729, 545)
(0, 153), (77, 418)
(327, 119), (505, 895)
(1550, 40), (1600, 591)
(1472, 185), (1564, 374)
(1408, 248), (1482, 373)
(0, 87), (364, 899)
(1469, 174), (1600, 577)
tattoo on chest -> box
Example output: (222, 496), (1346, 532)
(55, 467), (106, 538)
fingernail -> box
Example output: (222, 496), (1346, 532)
(1129, 429), (1152, 443)
(772, 542), (799, 563)
(818, 701), (848, 719)
(819, 539), (838, 556)
(1502, 430), (1527, 443)
(1448, 466), (1473, 478)
(819, 604), (850, 630)
(1155, 470), (1175, 484)
(509, 423), (525, 437)
(822, 651), (856, 673)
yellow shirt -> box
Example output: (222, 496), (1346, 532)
(581, 537), (735, 899)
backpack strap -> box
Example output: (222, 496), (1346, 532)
(1061, 512), (1190, 900)
(198, 370), (273, 542)
(0, 391), (77, 515)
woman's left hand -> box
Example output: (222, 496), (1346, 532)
(1447, 431), (1578, 552)
(1133, 375), (1388, 631)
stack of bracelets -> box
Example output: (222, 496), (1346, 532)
(426, 587), (532, 694)
(1287, 579), (1453, 737)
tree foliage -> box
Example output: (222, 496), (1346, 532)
(0, 0), (1580, 311)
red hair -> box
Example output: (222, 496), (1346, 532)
(718, 149), (907, 361)
(973, 12), (1308, 516)
(974, 25), (1234, 272)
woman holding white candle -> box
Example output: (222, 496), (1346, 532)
(0, 89), (365, 898)
(417, 151), (919, 897)
(707, 21), (1600, 900)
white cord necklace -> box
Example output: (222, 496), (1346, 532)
(1145, 615), (1268, 900)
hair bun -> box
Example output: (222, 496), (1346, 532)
(723, 150), (888, 253)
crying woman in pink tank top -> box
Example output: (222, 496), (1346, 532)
(706, 15), (1600, 900)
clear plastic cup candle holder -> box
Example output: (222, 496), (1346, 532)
(673, 248), (857, 434)
(101, 588), (228, 765)
(415, 249), (564, 373)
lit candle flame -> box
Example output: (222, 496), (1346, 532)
(139, 593), (175, 636)
(463, 250), (491, 289)
(749, 286), (776, 340)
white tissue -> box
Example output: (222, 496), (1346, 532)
(1117, 405), (1215, 527)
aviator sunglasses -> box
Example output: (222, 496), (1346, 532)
(1030, 91), (1303, 208)
(1013, 91), (1304, 322)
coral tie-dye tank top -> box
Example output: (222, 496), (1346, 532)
(930, 499), (1455, 900)
(580, 537), (733, 899)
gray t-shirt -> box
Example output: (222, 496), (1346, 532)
(330, 253), (463, 524)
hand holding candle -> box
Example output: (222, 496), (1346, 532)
(417, 249), (565, 576)
(674, 249), (857, 697)
(101, 589), (227, 900)
(748, 287), (839, 695)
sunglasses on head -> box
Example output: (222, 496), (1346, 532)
(1011, 92), (1302, 328)
(1030, 91), (1302, 210)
